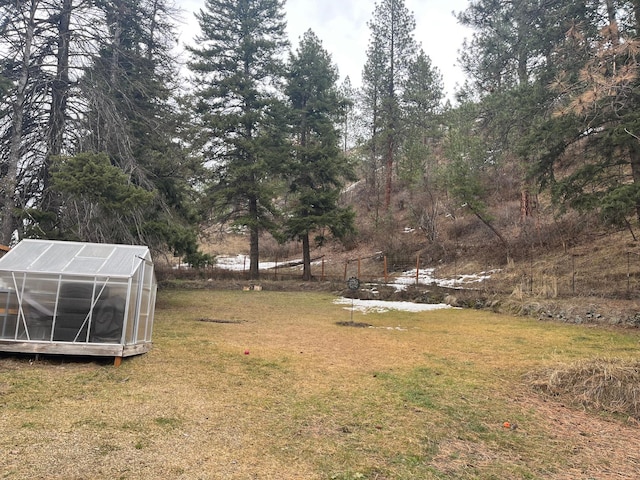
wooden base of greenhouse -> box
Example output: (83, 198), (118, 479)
(0, 340), (151, 365)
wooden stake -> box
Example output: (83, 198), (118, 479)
(384, 256), (388, 283)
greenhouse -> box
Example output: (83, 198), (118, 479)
(0, 239), (156, 362)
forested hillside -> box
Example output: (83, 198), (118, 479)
(2, 0), (640, 285)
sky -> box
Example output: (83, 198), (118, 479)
(176, 0), (473, 100)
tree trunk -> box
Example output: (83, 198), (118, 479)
(604, 0), (620, 45)
(384, 1), (396, 211)
(520, 189), (530, 220)
(385, 136), (393, 209)
(630, 149), (640, 223)
(302, 232), (311, 281)
(48, 0), (71, 159)
(147, 0), (159, 60)
(42, 0), (72, 223)
(248, 196), (260, 280)
(472, 209), (510, 254)
(1, 1), (37, 244)
(110, 5), (123, 85)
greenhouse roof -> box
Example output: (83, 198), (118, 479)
(0, 239), (151, 277)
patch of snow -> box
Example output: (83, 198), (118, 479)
(392, 268), (438, 290)
(215, 254), (282, 270)
(214, 255), (500, 292)
(334, 297), (452, 314)
(436, 271), (497, 288)
(391, 268), (500, 291)
(172, 262), (192, 270)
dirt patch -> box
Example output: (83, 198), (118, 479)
(335, 321), (372, 328)
(197, 318), (245, 324)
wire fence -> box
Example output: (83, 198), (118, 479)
(160, 250), (640, 299)
(513, 251), (640, 299)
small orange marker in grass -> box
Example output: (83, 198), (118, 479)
(503, 421), (511, 429)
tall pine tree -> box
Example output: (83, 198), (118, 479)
(284, 30), (355, 280)
(401, 49), (443, 187)
(363, 0), (417, 210)
(0, 0), (56, 243)
(188, 0), (289, 279)
(70, 0), (201, 255)
(361, 34), (386, 219)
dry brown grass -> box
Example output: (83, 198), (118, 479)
(2, 289), (640, 479)
(526, 358), (640, 419)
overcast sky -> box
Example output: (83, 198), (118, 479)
(177, 0), (472, 99)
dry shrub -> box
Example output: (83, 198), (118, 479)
(526, 358), (640, 419)
(258, 234), (301, 260)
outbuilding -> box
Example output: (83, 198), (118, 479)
(0, 239), (156, 364)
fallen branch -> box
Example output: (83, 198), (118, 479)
(266, 255), (325, 269)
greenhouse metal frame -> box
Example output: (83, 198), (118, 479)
(0, 239), (156, 361)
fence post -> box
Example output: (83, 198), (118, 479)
(321, 258), (325, 282)
(384, 256), (388, 284)
(628, 252), (631, 293)
(415, 253), (420, 285)
(454, 254), (457, 287)
(344, 260), (348, 281)
(274, 256), (278, 281)
(358, 257), (361, 279)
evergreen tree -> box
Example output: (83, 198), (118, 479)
(284, 30), (355, 281)
(0, 0), (110, 242)
(529, 1), (640, 234)
(74, 0), (203, 255)
(455, 0), (592, 225)
(363, 0), (418, 210)
(440, 102), (509, 251)
(361, 34), (386, 219)
(0, 0), (53, 243)
(0, 0), (202, 260)
(42, 0), (72, 216)
(50, 152), (156, 243)
(188, 0), (289, 280)
(400, 50), (444, 241)
(401, 49), (443, 187)
(456, 0), (586, 92)
(338, 76), (360, 153)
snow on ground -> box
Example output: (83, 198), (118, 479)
(214, 255), (498, 291)
(213, 255), (496, 313)
(392, 268), (499, 291)
(215, 254), (280, 270)
(333, 297), (452, 314)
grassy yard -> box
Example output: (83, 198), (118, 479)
(1, 289), (640, 479)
